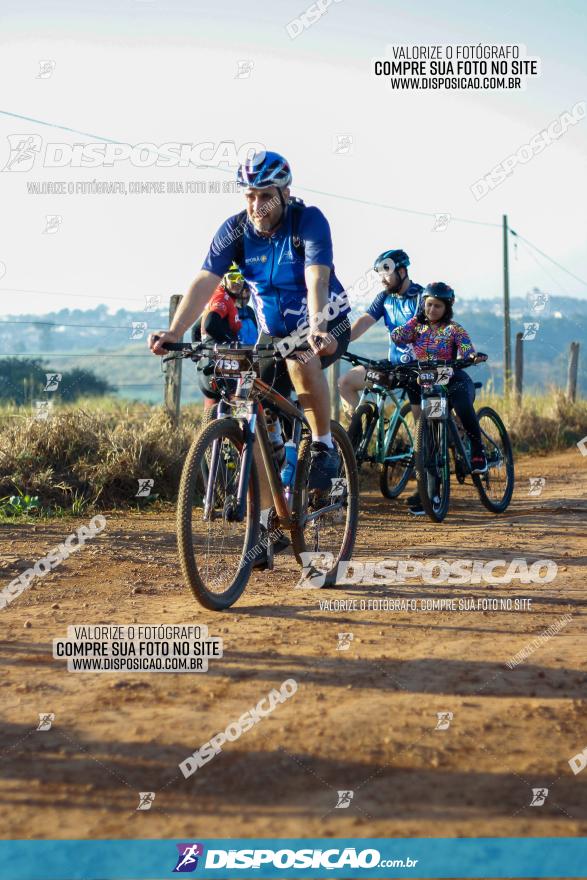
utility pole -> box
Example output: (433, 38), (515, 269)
(503, 214), (512, 397)
(164, 295), (183, 424)
(567, 342), (580, 402)
(514, 331), (523, 407)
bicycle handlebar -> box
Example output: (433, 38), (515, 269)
(393, 353), (488, 371)
(342, 351), (391, 369)
(344, 350), (488, 373)
(153, 337), (312, 360)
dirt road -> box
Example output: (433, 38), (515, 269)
(1, 449), (586, 841)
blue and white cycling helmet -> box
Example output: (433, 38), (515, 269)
(374, 248), (410, 274)
(236, 150), (292, 189)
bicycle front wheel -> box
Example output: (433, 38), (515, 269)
(291, 421), (359, 586)
(473, 406), (515, 513)
(379, 401), (415, 499)
(415, 415), (450, 522)
(177, 418), (260, 610)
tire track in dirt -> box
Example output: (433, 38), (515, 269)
(0, 450), (586, 840)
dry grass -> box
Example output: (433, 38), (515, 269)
(0, 399), (205, 512)
(477, 389), (587, 455)
(1, 391), (585, 513)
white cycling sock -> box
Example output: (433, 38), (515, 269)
(313, 432), (333, 448)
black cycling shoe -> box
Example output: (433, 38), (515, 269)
(406, 491), (421, 507)
(471, 452), (488, 475)
(408, 500), (426, 517)
(251, 525), (290, 571)
(308, 442), (340, 490)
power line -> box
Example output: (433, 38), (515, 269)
(0, 287), (164, 304)
(510, 229), (587, 289)
(0, 320), (159, 331)
(0, 108), (501, 229)
(1, 109), (585, 298)
(0, 110), (127, 145)
(515, 238), (570, 297)
(298, 186), (502, 228)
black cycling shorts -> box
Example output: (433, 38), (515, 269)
(258, 316), (351, 398)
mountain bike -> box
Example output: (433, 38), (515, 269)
(366, 356), (514, 522)
(342, 352), (416, 499)
(159, 339), (359, 610)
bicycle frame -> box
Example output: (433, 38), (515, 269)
(205, 374), (308, 527)
(355, 383), (412, 468)
(446, 414), (472, 473)
(162, 337), (351, 532)
(423, 393), (503, 476)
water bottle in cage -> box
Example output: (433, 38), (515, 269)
(280, 440), (298, 488)
(266, 410), (286, 467)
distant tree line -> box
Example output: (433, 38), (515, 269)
(0, 358), (114, 404)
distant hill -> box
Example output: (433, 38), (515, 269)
(1, 293), (585, 401)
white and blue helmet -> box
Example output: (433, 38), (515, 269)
(237, 150), (292, 189)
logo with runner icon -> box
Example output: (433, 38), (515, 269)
(173, 843), (204, 872)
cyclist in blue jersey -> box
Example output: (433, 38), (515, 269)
(149, 151), (350, 564)
(338, 249), (424, 411)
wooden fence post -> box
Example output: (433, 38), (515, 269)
(514, 331), (523, 407)
(566, 341), (580, 402)
(329, 359), (341, 422)
(164, 294), (183, 424)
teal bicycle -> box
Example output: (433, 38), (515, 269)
(342, 352), (416, 499)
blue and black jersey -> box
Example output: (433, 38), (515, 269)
(366, 282), (424, 363)
(202, 203), (348, 337)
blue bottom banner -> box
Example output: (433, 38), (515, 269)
(0, 838), (586, 879)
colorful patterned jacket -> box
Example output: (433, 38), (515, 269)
(390, 317), (476, 362)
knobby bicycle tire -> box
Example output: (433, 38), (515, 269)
(177, 418), (260, 610)
(291, 421), (359, 586)
(415, 415), (451, 522)
(473, 406), (515, 513)
(379, 401), (415, 499)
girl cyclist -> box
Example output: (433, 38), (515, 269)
(192, 265), (258, 408)
(390, 282), (487, 516)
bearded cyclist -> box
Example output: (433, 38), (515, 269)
(338, 249), (424, 410)
(149, 150), (350, 562)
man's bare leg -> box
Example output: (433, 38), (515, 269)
(286, 353), (331, 437)
(255, 351), (338, 516)
(338, 365), (366, 412)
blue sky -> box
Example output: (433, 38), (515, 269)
(0, 0), (586, 316)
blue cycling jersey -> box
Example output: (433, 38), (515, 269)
(202, 204), (348, 337)
(366, 282), (424, 363)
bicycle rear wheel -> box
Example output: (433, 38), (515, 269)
(473, 406), (515, 513)
(415, 415), (450, 522)
(379, 401), (415, 499)
(177, 418), (260, 610)
(291, 421), (359, 587)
